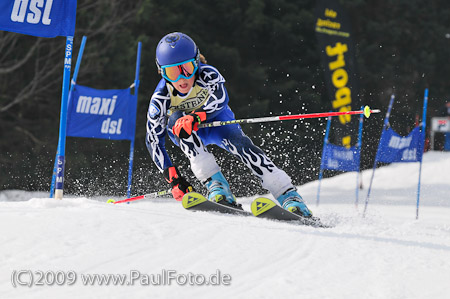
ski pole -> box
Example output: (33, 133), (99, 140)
(107, 189), (172, 204)
(198, 105), (380, 128)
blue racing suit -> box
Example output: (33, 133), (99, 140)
(146, 63), (293, 198)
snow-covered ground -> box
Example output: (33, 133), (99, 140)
(1, 151), (449, 299)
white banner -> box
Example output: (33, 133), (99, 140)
(431, 117), (450, 133)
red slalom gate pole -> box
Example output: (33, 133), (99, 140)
(198, 105), (380, 129)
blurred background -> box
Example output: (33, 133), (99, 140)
(1, 0), (449, 197)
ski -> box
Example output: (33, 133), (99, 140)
(182, 193), (331, 228)
(251, 197), (331, 228)
(182, 192), (252, 216)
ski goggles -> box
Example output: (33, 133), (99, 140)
(161, 59), (198, 82)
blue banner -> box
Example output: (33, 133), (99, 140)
(321, 143), (361, 172)
(376, 126), (423, 163)
(0, 0), (77, 37)
(66, 85), (137, 141)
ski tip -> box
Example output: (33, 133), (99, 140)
(251, 197), (277, 217)
(182, 192), (207, 209)
(106, 199), (116, 204)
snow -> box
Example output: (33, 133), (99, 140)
(1, 151), (449, 299)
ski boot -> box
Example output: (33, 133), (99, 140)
(277, 188), (312, 218)
(204, 171), (242, 210)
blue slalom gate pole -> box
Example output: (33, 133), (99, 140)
(69, 36), (87, 92)
(316, 115), (332, 206)
(416, 88), (428, 219)
(355, 108), (364, 207)
(126, 42), (142, 198)
(52, 36), (75, 200)
(363, 94), (395, 217)
(50, 36), (87, 198)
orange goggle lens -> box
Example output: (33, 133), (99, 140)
(162, 59), (197, 82)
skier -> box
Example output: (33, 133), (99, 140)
(146, 32), (313, 218)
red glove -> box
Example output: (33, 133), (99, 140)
(163, 166), (194, 201)
(172, 111), (206, 139)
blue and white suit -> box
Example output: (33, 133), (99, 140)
(146, 63), (294, 198)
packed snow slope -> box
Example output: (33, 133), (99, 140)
(1, 151), (449, 299)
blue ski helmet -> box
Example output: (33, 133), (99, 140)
(155, 32), (200, 71)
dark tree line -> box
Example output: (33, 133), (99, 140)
(1, 0), (449, 197)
